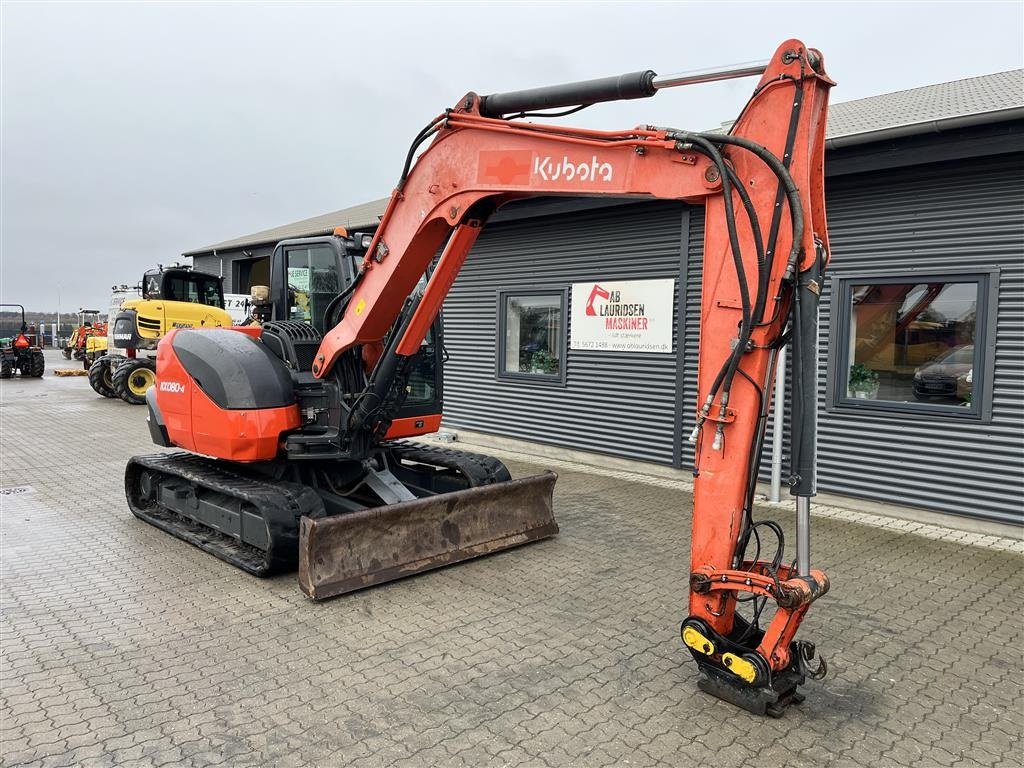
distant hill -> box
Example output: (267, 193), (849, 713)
(0, 310), (106, 335)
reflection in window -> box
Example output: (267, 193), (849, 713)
(404, 328), (437, 406)
(502, 294), (562, 377)
(285, 245), (340, 333)
(846, 281), (977, 406)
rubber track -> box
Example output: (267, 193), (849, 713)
(389, 441), (512, 487)
(125, 453), (323, 576)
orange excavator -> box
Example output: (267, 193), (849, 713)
(126, 40), (833, 715)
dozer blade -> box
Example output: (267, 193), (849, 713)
(298, 471), (558, 600)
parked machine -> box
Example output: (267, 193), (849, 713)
(0, 305), (45, 379)
(89, 266), (232, 403)
(127, 40), (833, 715)
(64, 309), (107, 366)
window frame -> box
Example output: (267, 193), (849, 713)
(282, 242), (344, 334)
(496, 287), (569, 386)
(825, 267), (999, 422)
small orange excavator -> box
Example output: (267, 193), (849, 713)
(126, 40), (832, 715)
(64, 309), (107, 366)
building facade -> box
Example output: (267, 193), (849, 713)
(185, 72), (1024, 525)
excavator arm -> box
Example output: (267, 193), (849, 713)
(308, 39), (833, 715)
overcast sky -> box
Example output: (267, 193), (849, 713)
(2, 1), (1022, 311)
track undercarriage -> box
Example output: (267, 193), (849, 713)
(125, 442), (558, 598)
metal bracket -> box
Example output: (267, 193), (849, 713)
(364, 466), (417, 505)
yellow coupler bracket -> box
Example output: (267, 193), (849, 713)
(722, 652), (759, 683)
(298, 471), (558, 600)
(682, 626), (716, 656)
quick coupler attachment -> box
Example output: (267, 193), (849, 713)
(680, 617), (823, 717)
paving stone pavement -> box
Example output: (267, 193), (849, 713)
(1, 351), (1022, 767)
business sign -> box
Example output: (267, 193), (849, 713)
(570, 278), (674, 353)
(223, 293), (252, 325)
(287, 267), (310, 292)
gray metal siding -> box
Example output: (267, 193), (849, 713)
(460, 154), (1023, 523)
(441, 202), (685, 464)
(747, 154), (1023, 523)
(814, 154), (1024, 523)
(191, 255), (230, 293)
(678, 211), (705, 472)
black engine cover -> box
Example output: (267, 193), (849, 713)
(171, 329), (295, 410)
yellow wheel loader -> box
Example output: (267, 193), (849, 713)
(89, 266), (233, 403)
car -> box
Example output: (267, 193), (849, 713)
(913, 344), (973, 401)
(956, 368), (973, 403)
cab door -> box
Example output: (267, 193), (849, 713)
(270, 239), (351, 333)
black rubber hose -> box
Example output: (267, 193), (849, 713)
(399, 119), (444, 187)
(693, 132), (805, 272)
(685, 136), (752, 400)
(325, 268), (366, 331)
(721, 162), (767, 334)
(680, 136), (751, 405)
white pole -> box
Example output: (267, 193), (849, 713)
(769, 344), (788, 503)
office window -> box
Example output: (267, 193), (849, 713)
(832, 271), (996, 418)
(498, 290), (566, 384)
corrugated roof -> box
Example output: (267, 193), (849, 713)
(183, 198), (391, 256)
(826, 69), (1022, 139)
(185, 69), (1023, 256)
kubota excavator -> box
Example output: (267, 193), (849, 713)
(126, 40), (833, 715)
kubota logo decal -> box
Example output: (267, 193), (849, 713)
(534, 155), (613, 183)
(159, 381), (186, 393)
(479, 150), (615, 185)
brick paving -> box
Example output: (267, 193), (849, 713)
(1, 350), (1022, 767)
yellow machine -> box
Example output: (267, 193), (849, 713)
(89, 266), (232, 404)
(84, 335), (108, 366)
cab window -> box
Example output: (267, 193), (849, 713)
(405, 328), (437, 406)
(163, 275), (223, 308)
(285, 245), (341, 333)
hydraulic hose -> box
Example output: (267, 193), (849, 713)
(693, 132), (805, 274)
(677, 135), (752, 408)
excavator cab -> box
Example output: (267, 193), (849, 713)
(142, 267), (225, 308)
(115, 266), (230, 353)
(265, 233), (445, 438)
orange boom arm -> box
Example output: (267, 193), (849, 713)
(312, 40), (833, 715)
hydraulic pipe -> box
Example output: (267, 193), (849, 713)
(769, 344), (787, 503)
(652, 60), (768, 90)
(478, 59), (768, 118)
(796, 496), (811, 576)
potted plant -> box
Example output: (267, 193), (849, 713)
(531, 350), (557, 375)
(848, 362), (880, 399)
